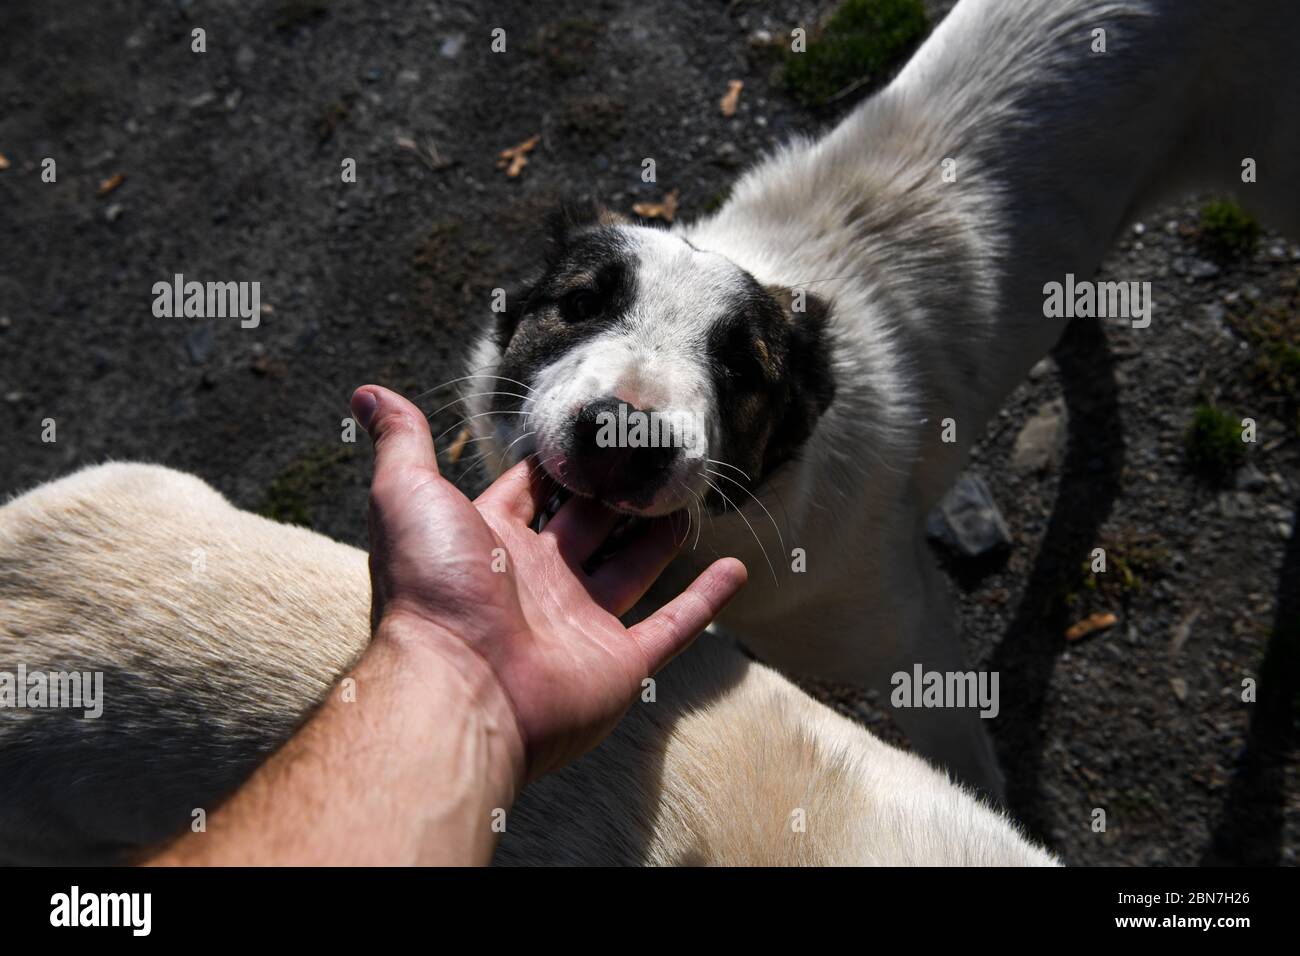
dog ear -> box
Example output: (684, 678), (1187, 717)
(545, 198), (629, 253)
(498, 199), (628, 353)
(494, 278), (536, 353)
(767, 285), (836, 415)
(762, 285), (836, 469)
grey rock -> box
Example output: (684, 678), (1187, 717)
(440, 34), (464, 58)
(1012, 398), (1067, 473)
(1234, 462), (1268, 493)
(1217, 491), (1256, 519)
(1172, 256), (1219, 279)
(926, 475), (1012, 558)
(1264, 503), (1296, 524)
(1027, 357), (1054, 381)
(185, 325), (215, 365)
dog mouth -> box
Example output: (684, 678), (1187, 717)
(535, 484), (660, 571)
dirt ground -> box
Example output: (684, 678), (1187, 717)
(1, 0), (1295, 866)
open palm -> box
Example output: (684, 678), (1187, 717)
(354, 385), (747, 781)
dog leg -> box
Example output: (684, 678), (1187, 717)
(877, 537), (1005, 801)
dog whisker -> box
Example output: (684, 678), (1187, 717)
(432, 409), (532, 447)
(423, 390), (534, 423)
(701, 476), (778, 586)
(705, 458), (752, 482)
(704, 467), (786, 559)
(498, 429), (537, 472)
(679, 482), (705, 551)
(410, 369), (535, 404)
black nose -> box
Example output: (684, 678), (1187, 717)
(566, 397), (682, 506)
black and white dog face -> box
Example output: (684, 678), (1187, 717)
(485, 203), (835, 517)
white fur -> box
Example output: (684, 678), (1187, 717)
(0, 463), (1055, 866)
(468, 0), (1300, 793)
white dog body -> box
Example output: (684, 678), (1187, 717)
(468, 0), (1300, 793)
(0, 463), (1054, 866)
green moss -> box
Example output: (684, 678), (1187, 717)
(1230, 311), (1300, 407)
(259, 444), (355, 528)
(1197, 199), (1261, 263)
(782, 0), (928, 106)
(1079, 533), (1167, 602)
(1185, 403), (1248, 482)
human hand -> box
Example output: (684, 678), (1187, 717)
(351, 385), (747, 786)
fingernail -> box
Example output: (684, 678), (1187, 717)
(351, 389), (379, 431)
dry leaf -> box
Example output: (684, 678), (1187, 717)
(496, 134), (540, 178)
(1065, 611), (1118, 642)
(97, 173), (125, 197)
(632, 188), (680, 223)
(719, 79), (743, 117)
(446, 427), (472, 464)
(0, 153), (10, 171)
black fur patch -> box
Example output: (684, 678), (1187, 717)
(493, 204), (637, 415)
(705, 281), (835, 499)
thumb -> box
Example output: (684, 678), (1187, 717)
(351, 385), (439, 481)
(629, 557), (747, 673)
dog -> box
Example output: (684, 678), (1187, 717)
(0, 462), (1056, 866)
(464, 0), (1300, 795)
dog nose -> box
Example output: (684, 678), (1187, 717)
(567, 396), (682, 505)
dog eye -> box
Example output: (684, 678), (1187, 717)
(722, 351), (767, 391)
(561, 289), (603, 321)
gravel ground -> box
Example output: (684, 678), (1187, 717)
(1, 0), (1295, 866)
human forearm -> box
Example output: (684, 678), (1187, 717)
(147, 622), (523, 866)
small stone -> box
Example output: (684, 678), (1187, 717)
(1170, 677), (1188, 703)
(925, 475), (1012, 558)
(1264, 504), (1296, 524)
(185, 325), (215, 365)
(1217, 491), (1256, 519)
(1027, 357), (1054, 381)
(4, 390), (22, 404)
(1278, 522), (1294, 540)
(1012, 398), (1067, 473)
(1234, 462), (1268, 493)
(104, 203), (124, 223)
(1172, 256), (1219, 279)
(1132, 222), (1146, 235)
(439, 33), (464, 58)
